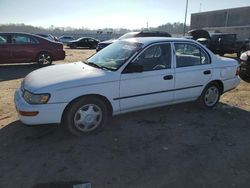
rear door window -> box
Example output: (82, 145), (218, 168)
(12, 35), (37, 44)
(135, 43), (172, 71)
(174, 43), (210, 68)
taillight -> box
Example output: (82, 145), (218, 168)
(236, 67), (240, 76)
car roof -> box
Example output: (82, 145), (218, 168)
(0, 32), (48, 40)
(78, 37), (95, 39)
(59, 36), (74, 38)
(121, 37), (193, 45)
(0, 32), (38, 36)
(210, 33), (235, 36)
(36, 34), (49, 36)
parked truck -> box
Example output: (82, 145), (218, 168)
(188, 29), (250, 57)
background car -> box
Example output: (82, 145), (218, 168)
(67, 37), (99, 49)
(96, 31), (172, 51)
(0, 32), (65, 65)
(35, 34), (58, 41)
(58, 35), (74, 44)
(187, 29), (249, 57)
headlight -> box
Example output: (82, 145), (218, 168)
(23, 90), (50, 104)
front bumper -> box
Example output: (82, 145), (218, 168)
(14, 88), (68, 125)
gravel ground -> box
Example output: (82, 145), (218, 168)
(0, 48), (250, 188)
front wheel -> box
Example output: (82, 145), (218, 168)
(199, 84), (221, 108)
(63, 97), (108, 135)
(90, 44), (97, 49)
(36, 52), (52, 66)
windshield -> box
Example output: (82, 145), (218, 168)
(86, 41), (142, 71)
(118, 32), (138, 40)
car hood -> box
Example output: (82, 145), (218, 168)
(188, 29), (211, 40)
(23, 62), (117, 93)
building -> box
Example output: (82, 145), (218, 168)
(190, 6), (250, 39)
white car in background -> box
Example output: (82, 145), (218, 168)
(58, 35), (74, 44)
(14, 37), (240, 135)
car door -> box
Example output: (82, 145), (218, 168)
(0, 34), (12, 63)
(221, 34), (236, 53)
(88, 38), (96, 48)
(173, 42), (212, 101)
(119, 43), (175, 112)
(79, 38), (87, 47)
(11, 34), (38, 63)
(77, 38), (84, 47)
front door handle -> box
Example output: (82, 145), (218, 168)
(203, 70), (211, 75)
(163, 75), (173, 80)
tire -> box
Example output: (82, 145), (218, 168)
(239, 71), (250, 82)
(198, 83), (221, 108)
(90, 44), (97, 49)
(63, 97), (108, 136)
(36, 52), (52, 66)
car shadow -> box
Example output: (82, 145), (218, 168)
(1, 102), (250, 187)
(0, 64), (47, 81)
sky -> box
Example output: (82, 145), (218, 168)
(0, 0), (250, 29)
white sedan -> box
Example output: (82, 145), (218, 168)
(14, 37), (240, 135)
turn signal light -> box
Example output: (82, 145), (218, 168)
(18, 111), (39, 116)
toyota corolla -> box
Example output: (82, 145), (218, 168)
(14, 37), (240, 135)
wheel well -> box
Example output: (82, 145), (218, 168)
(207, 80), (224, 94)
(61, 94), (113, 122)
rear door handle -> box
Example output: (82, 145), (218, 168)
(163, 75), (173, 80)
(203, 70), (211, 75)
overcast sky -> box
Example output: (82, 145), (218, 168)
(0, 0), (250, 29)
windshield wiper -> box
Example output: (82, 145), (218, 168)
(83, 61), (114, 71)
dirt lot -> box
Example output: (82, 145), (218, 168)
(0, 48), (250, 188)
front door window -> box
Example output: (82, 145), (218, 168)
(134, 43), (172, 71)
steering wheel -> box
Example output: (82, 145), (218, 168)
(153, 64), (166, 70)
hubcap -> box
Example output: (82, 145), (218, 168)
(74, 104), (102, 132)
(38, 54), (51, 65)
(204, 86), (219, 106)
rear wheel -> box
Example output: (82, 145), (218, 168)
(36, 52), (52, 66)
(199, 83), (221, 108)
(63, 97), (108, 135)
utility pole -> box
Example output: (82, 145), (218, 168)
(183, 0), (189, 35)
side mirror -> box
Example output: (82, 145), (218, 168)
(123, 63), (143, 73)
